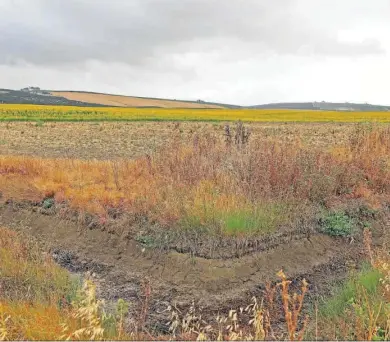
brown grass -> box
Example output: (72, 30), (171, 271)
(50, 91), (224, 108)
(1, 124), (390, 236)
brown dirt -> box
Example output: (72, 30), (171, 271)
(0, 203), (362, 332)
(50, 91), (224, 109)
(0, 121), (356, 160)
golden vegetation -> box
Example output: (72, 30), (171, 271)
(2, 104), (390, 122)
(2, 123), (390, 340)
(0, 226), (137, 340)
(1, 124), (390, 236)
(50, 91), (224, 108)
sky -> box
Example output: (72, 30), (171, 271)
(0, 0), (389, 106)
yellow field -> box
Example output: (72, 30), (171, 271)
(1, 104), (390, 122)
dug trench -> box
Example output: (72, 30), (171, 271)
(0, 201), (378, 334)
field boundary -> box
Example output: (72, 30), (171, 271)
(2, 104), (390, 122)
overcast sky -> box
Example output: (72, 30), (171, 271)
(1, 0), (389, 105)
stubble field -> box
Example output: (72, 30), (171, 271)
(0, 121), (359, 159)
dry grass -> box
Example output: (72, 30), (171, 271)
(0, 227), (75, 303)
(0, 226), (78, 340)
(165, 271), (310, 341)
(1, 124), (390, 237)
(0, 226), (136, 340)
(2, 121), (390, 340)
(0, 124), (390, 239)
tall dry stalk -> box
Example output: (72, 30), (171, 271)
(137, 279), (151, 332)
(363, 228), (374, 267)
(277, 270), (309, 341)
(0, 308), (10, 340)
(60, 279), (104, 340)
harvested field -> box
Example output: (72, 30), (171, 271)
(50, 91), (224, 108)
(0, 121), (360, 160)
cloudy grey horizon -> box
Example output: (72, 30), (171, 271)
(1, 0), (389, 106)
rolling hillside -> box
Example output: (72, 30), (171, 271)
(50, 91), (230, 108)
(1, 87), (389, 111)
(0, 88), (105, 107)
(250, 101), (390, 111)
(0, 88), (237, 108)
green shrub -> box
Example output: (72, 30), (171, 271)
(320, 211), (356, 237)
(42, 198), (55, 209)
(135, 234), (157, 248)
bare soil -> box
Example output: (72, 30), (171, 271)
(0, 202), (364, 333)
(0, 121), (355, 160)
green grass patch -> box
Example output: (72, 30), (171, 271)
(307, 263), (387, 340)
(318, 264), (382, 319)
(180, 202), (289, 236)
(222, 204), (286, 235)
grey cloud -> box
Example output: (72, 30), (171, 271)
(0, 0), (386, 69)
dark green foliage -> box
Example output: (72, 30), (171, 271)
(320, 211), (356, 237)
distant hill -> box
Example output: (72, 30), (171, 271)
(49, 91), (239, 109)
(0, 88), (238, 109)
(0, 88), (107, 107)
(249, 101), (390, 112)
(1, 87), (389, 111)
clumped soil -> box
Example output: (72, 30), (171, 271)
(0, 122), (355, 160)
(0, 202), (367, 333)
